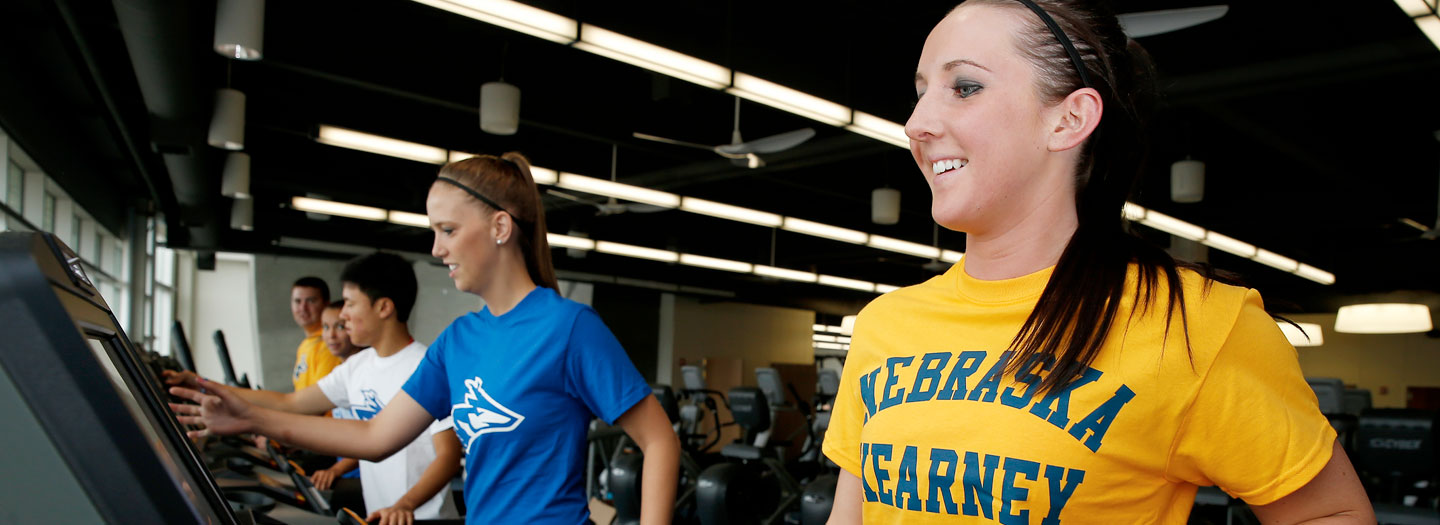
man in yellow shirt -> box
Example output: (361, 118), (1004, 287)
(290, 276), (342, 393)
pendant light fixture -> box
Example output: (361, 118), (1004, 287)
(221, 152), (250, 198)
(214, 0), (265, 60)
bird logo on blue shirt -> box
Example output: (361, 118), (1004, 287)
(352, 389), (383, 420)
(451, 377), (525, 453)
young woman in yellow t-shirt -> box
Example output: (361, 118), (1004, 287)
(821, 1), (1374, 523)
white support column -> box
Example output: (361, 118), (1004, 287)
(657, 292), (675, 386)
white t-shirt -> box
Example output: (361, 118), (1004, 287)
(317, 342), (460, 519)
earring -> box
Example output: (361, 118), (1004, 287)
(496, 238), (503, 245)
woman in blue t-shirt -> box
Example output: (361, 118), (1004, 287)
(171, 153), (680, 525)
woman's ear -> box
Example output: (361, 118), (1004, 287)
(491, 211), (514, 245)
(1048, 87), (1103, 152)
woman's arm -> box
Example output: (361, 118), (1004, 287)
(366, 428), (464, 525)
(614, 396), (680, 525)
(826, 470), (863, 525)
(1248, 441), (1374, 524)
(169, 379), (433, 462)
(164, 370), (335, 415)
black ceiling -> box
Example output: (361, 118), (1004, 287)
(7, 0), (1440, 315)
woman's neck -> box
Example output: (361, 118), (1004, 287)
(479, 252), (538, 316)
(962, 182), (1078, 281)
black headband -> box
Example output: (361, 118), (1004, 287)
(434, 176), (519, 223)
(1014, 0), (1093, 89)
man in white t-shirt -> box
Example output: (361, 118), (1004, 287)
(166, 254), (460, 523)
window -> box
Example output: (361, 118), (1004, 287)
(112, 242), (123, 277)
(5, 161), (22, 214)
(94, 233), (104, 270)
(71, 214), (82, 248)
(41, 192), (55, 232)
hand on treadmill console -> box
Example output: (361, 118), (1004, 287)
(367, 503), (416, 525)
(162, 369), (202, 389)
(168, 377), (255, 438)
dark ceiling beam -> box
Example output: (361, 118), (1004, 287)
(111, 0), (224, 248)
(1163, 39), (1440, 106)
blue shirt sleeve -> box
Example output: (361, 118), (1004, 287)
(402, 332), (452, 421)
(564, 307), (651, 425)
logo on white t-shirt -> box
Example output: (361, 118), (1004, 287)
(451, 377), (524, 453)
(353, 389), (384, 420)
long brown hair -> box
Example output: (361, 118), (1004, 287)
(954, 0), (1196, 395)
(437, 153), (559, 291)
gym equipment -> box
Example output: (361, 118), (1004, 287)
(1353, 409), (1440, 523)
(695, 387), (802, 525)
(0, 232), (239, 523)
(214, 329), (251, 388)
(172, 320), (198, 373)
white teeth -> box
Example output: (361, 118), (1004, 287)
(930, 159), (968, 175)
(448, 264), (458, 270)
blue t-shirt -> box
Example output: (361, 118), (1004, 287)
(401, 286), (651, 524)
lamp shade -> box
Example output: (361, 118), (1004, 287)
(1335, 303), (1433, 334)
(221, 152), (250, 198)
(208, 88), (246, 150)
(214, 0), (265, 60)
(230, 196), (254, 231)
(1171, 159), (1204, 203)
(479, 81), (521, 135)
(1277, 321), (1324, 347)
(872, 187), (900, 225)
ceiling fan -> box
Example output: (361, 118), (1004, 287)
(634, 97), (815, 169)
(1117, 5), (1229, 38)
(545, 145), (668, 216)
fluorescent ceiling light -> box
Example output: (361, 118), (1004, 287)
(1294, 264), (1336, 285)
(819, 325), (844, 333)
(846, 112), (909, 148)
(782, 217), (868, 244)
(1278, 321), (1324, 347)
(812, 324), (826, 332)
(1139, 210), (1204, 240)
(574, 24), (731, 89)
(876, 284), (901, 294)
(727, 73), (852, 127)
(813, 334), (837, 343)
(1395, 0), (1436, 17)
(678, 253), (752, 273)
(410, 0), (578, 44)
(940, 250), (964, 263)
(680, 197), (782, 227)
(1416, 15), (1440, 50)
(1253, 249), (1299, 272)
(868, 235), (940, 259)
(291, 196), (387, 221)
(547, 233), (595, 251)
(447, 150), (475, 164)
(1335, 303), (1433, 334)
(1201, 231), (1257, 258)
(556, 173), (680, 208)
(1122, 202), (1147, 221)
(815, 342), (844, 350)
(837, 336), (851, 344)
(316, 125), (449, 164)
(754, 265), (818, 283)
(595, 241), (678, 262)
(529, 166), (560, 185)
(818, 274), (876, 292)
(388, 210), (429, 228)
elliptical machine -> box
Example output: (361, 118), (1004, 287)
(608, 384), (706, 524)
(799, 368), (841, 525)
(695, 387), (803, 525)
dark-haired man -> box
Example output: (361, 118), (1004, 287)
(168, 254), (460, 521)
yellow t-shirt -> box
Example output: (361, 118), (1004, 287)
(292, 328), (342, 393)
(821, 261), (1335, 524)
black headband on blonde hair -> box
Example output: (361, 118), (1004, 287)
(1014, 0), (1093, 89)
(434, 176), (526, 226)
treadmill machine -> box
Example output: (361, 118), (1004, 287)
(0, 231), (319, 524)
